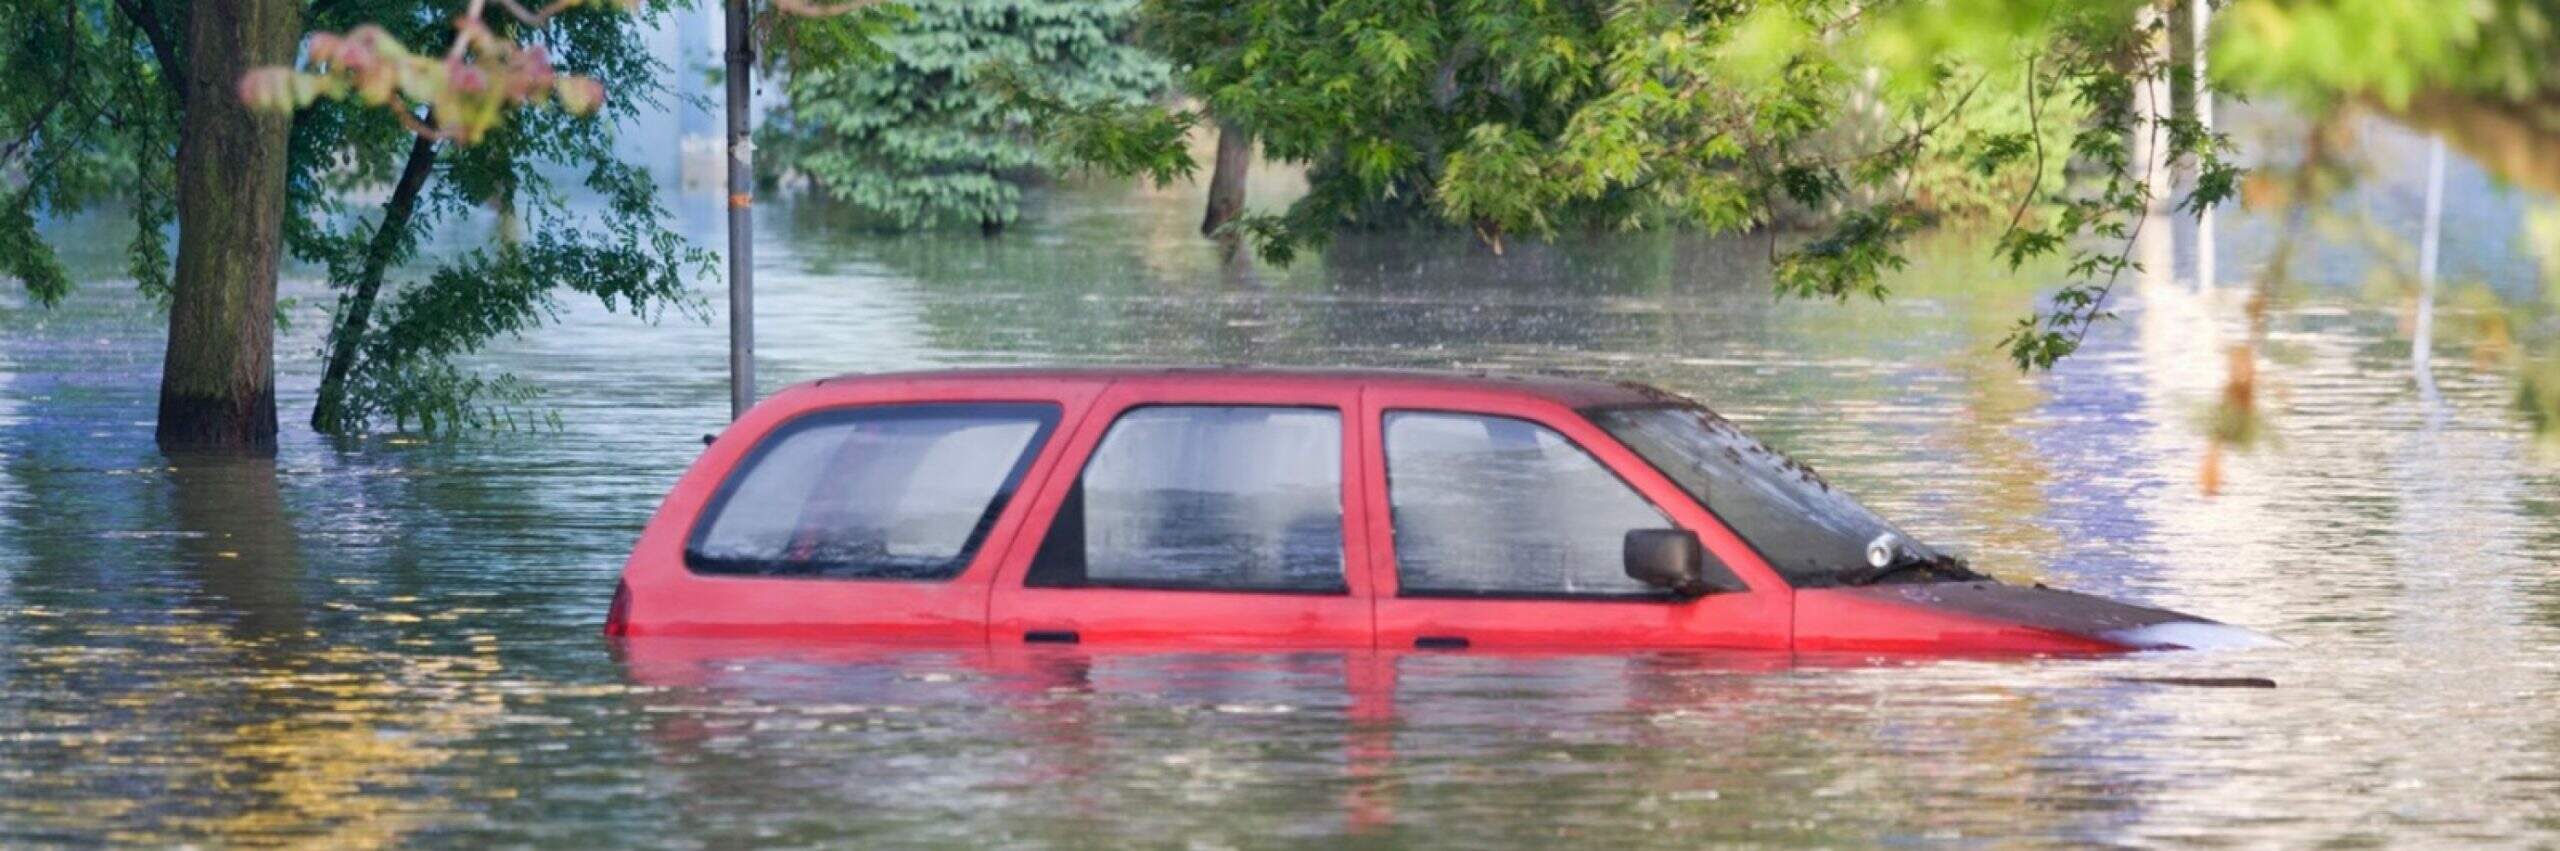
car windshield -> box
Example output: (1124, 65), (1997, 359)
(1589, 405), (1941, 586)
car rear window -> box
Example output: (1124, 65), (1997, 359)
(1027, 405), (1346, 593)
(686, 403), (1059, 579)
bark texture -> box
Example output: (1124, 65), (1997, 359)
(1200, 118), (1252, 238)
(157, 0), (300, 454)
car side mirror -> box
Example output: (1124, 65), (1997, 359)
(1623, 529), (1743, 597)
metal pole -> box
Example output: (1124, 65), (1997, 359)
(724, 0), (757, 420)
(2132, 2), (2173, 293)
(2192, 0), (2215, 290)
(2415, 136), (2446, 408)
(2419, 138), (2446, 289)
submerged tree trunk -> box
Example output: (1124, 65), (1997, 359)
(311, 134), (439, 434)
(1200, 118), (1251, 238)
(157, 0), (301, 454)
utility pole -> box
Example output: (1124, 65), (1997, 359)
(2192, 0), (2215, 290)
(2415, 137), (2446, 408)
(2132, 2), (2173, 293)
(724, 0), (757, 420)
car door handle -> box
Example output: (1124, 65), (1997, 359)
(1024, 630), (1080, 645)
(1413, 635), (1469, 650)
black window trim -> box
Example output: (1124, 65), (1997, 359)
(1023, 578), (1353, 597)
(682, 400), (1064, 582)
(1378, 406), (1715, 603)
(1022, 402), (1355, 596)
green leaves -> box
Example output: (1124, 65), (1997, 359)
(1046, 101), (1203, 186)
(2, 0), (162, 308)
(1437, 123), (1562, 241)
(334, 215), (707, 433)
(1774, 205), (1917, 303)
(1351, 28), (1419, 77)
(2214, 0), (2484, 111)
(1215, 212), (1315, 266)
(759, 2), (905, 75)
(1716, 4), (1811, 87)
(0, 202), (72, 307)
(1006, 0), (2265, 373)
(291, 0), (712, 435)
(769, 0), (1171, 231)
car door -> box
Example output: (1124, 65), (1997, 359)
(1360, 386), (1792, 651)
(987, 377), (1374, 647)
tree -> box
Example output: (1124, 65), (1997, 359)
(157, 0), (302, 453)
(247, 0), (895, 428)
(0, 0), (286, 452)
(251, 0), (707, 434)
(760, 0), (1168, 233)
(3, 0), (708, 443)
(1129, 1), (1256, 236)
(0, 0), (169, 313)
(1047, 0), (2232, 369)
(1197, 117), (1251, 238)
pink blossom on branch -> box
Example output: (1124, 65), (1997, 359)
(235, 0), (618, 142)
(238, 0), (886, 145)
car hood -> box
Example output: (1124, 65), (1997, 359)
(1852, 581), (2276, 650)
(1799, 581), (2276, 653)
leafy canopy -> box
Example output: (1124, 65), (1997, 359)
(762, 0), (1170, 231)
(1042, 0), (2238, 368)
(1, 0), (178, 307)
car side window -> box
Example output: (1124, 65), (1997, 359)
(1385, 411), (1674, 598)
(1027, 406), (1346, 593)
(687, 403), (1059, 579)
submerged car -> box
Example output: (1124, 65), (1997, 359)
(609, 367), (2259, 654)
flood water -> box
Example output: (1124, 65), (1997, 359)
(5, 130), (2560, 846)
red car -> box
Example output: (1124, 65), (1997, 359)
(608, 368), (2260, 655)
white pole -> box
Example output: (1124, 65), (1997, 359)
(2136, 4), (2171, 211)
(2414, 136), (2446, 407)
(2132, 2), (2175, 299)
(2192, 0), (2215, 290)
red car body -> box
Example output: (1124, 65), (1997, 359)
(610, 368), (2253, 655)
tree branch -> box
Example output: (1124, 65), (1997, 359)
(1999, 51), (2047, 238)
(110, 0), (186, 104)
(312, 131), (441, 432)
(1, 90), (71, 169)
(2060, 62), (2176, 354)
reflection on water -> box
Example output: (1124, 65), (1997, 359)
(3, 140), (2559, 845)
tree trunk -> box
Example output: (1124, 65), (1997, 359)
(1200, 118), (1252, 238)
(311, 133), (438, 434)
(157, 0), (300, 454)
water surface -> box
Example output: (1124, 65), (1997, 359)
(3, 149), (2557, 847)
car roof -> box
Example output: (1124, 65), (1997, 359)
(807, 365), (1687, 409)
